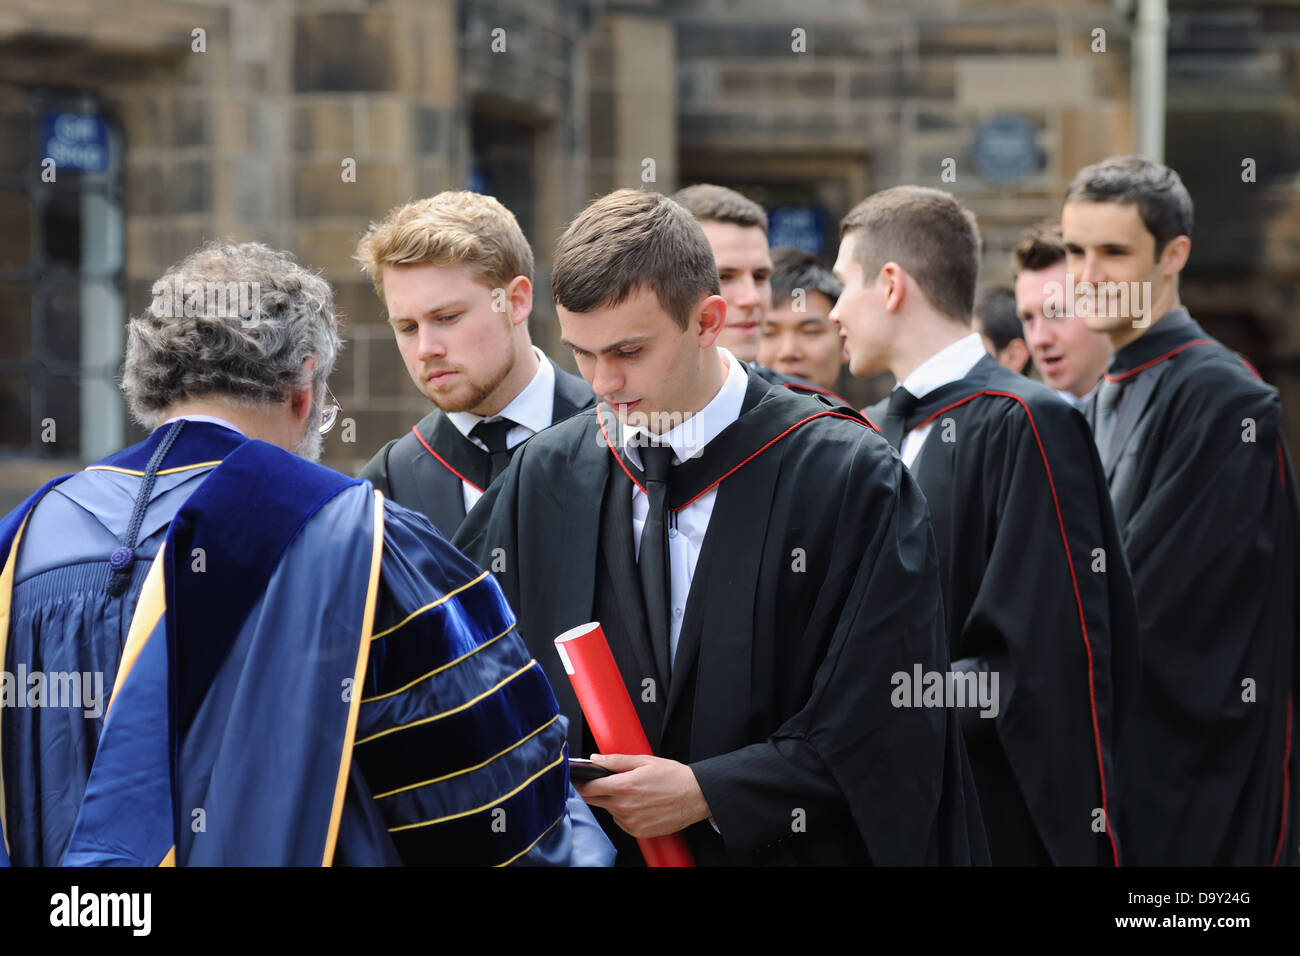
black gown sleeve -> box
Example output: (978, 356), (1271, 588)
(357, 438), (398, 497)
(689, 437), (985, 864)
(1118, 367), (1296, 864)
(952, 396), (1135, 865)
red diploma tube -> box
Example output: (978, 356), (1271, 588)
(555, 622), (695, 867)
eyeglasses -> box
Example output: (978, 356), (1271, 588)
(320, 384), (342, 435)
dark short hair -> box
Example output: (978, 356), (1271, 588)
(973, 286), (1023, 351)
(770, 246), (842, 309)
(840, 185), (981, 323)
(1064, 155), (1194, 255)
(670, 183), (768, 235)
(1013, 219), (1066, 273)
(552, 189), (721, 331)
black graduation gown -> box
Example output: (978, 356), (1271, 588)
(453, 364), (989, 866)
(1081, 309), (1300, 866)
(866, 354), (1139, 866)
(358, 359), (594, 537)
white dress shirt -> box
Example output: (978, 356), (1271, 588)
(896, 333), (988, 468)
(622, 348), (748, 667)
(447, 346), (555, 511)
(1056, 381), (1099, 410)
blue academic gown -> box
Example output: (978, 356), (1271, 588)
(0, 420), (612, 866)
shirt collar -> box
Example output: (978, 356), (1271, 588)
(447, 346), (555, 439)
(160, 414), (247, 437)
(622, 348), (748, 468)
(898, 332), (989, 399)
(1056, 388), (1085, 409)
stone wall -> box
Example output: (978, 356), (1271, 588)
(0, 0), (600, 490)
(2, 0), (1298, 501)
(671, 0), (1133, 405)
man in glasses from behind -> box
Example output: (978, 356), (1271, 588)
(0, 241), (611, 867)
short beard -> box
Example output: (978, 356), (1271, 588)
(428, 338), (517, 414)
(295, 423), (323, 462)
(294, 385), (325, 462)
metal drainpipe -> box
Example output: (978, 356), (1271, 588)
(1134, 0), (1169, 162)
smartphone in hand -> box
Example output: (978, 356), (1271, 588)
(568, 757), (615, 782)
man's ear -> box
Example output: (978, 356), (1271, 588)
(291, 356), (317, 424)
(1159, 235), (1191, 279)
(289, 382), (314, 424)
(880, 262), (906, 313)
(696, 293), (727, 347)
(505, 275), (533, 326)
(1000, 338), (1032, 376)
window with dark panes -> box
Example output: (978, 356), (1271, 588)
(470, 108), (537, 246)
(0, 92), (125, 460)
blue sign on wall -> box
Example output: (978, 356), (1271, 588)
(41, 112), (111, 173)
(767, 206), (825, 254)
(971, 114), (1042, 185)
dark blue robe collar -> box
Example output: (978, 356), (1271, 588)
(94, 420), (248, 474)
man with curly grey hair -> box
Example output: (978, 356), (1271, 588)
(0, 241), (612, 867)
(122, 241), (341, 462)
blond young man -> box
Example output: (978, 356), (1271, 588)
(356, 191), (594, 536)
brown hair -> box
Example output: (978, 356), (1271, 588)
(552, 189), (720, 330)
(354, 191), (534, 303)
(1065, 155), (1193, 256)
(839, 185), (980, 323)
(1013, 219), (1066, 273)
(973, 286), (1023, 351)
(670, 183), (768, 235)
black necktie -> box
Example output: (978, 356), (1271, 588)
(636, 440), (675, 681)
(883, 386), (919, 451)
(469, 417), (517, 488)
(1093, 378), (1127, 472)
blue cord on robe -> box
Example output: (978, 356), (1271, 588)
(106, 419), (186, 597)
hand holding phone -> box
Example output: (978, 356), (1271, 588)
(568, 757), (616, 782)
